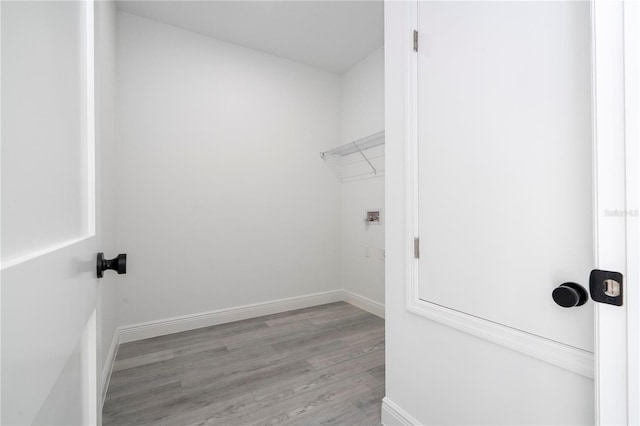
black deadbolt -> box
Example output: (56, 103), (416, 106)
(552, 282), (588, 308)
(97, 253), (127, 278)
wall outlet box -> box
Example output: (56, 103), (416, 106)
(379, 248), (385, 261)
(366, 209), (382, 225)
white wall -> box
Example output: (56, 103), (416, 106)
(340, 48), (385, 305)
(383, 2), (593, 424)
(95, 0), (119, 401)
(342, 47), (385, 144)
(116, 12), (342, 327)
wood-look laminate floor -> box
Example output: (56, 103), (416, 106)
(103, 302), (385, 426)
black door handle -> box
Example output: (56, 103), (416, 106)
(552, 282), (588, 308)
(97, 253), (127, 278)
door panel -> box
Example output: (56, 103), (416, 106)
(1, 1), (98, 424)
(417, 2), (593, 351)
(2, 1), (92, 261)
(2, 243), (97, 424)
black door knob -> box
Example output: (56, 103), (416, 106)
(552, 282), (588, 308)
(97, 253), (127, 278)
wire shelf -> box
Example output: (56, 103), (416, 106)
(320, 131), (385, 182)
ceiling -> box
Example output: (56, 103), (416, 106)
(116, 1), (384, 74)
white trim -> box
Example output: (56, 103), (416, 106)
(342, 290), (385, 318)
(85, 0), (95, 237)
(83, 309), (98, 425)
(0, 0), (3, 420)
(407, 299), (594, 378)
(381, 397), (422, 426)
(623, 1), (640, 423)
(592, 2), (629, 424)
(405, 0), (419, 316)
(118, 290), (344, 343)
(1, 235), (92, 270)
(101, 329), (119, 406)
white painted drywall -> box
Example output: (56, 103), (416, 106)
(116, 1), (384, 74)
(342, 47), (385, 145)
(95, 0), (119, 392)
(384, 2), (593, 424)
(340, 47), (385, 305)
(116, 12), (341, 327)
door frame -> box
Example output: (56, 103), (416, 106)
(623, 2), (640, 422)
(592, 1), (638, 424)
(403, 0), (638, 423)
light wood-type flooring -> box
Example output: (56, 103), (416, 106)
(102, 302), (385, 425)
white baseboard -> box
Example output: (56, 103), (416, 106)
(118, 290), (344, 344)
(342, 289), (385, 318)
(101, 329), (119, 406)
(381, 397), (422, 426)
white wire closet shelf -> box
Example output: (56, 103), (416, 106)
(320, 131), (385, 182)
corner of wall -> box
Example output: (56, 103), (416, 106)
(338, 46), (386, 306)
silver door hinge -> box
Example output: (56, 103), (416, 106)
(413, 30), (418, 52)
(414, 237), (420, 258)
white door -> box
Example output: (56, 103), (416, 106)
(1, 1), (100, 424)
(410, 0), (631, 422)
(417, 0), (593, 351)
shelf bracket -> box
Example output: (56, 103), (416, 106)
(352, 141), (377, 175)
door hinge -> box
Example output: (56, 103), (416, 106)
(413, 30), (418, 52)
(414, 237), (420, 258)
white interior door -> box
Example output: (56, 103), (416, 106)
(416, 0), (594, 351)
(411, 1), (632, 422)
(1, 1), (99, 424)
